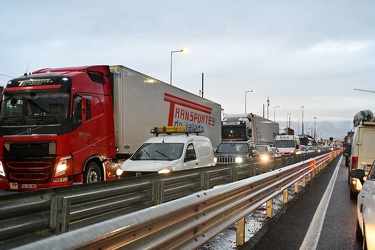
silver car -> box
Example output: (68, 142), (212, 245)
(350, 160), (375, 250)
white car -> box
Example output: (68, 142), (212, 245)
(117, 127), (215, 177)
(350, 160), (375, 250)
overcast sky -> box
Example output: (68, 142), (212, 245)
(1, 0), (374, 125)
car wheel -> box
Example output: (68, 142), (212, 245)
(350, 187), (357, 200)
(363, 223), (368, 250)
(83, 162), (102, 183)
(356, 220), (363, 242)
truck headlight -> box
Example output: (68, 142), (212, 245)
(55, 160), (68, 177)
(235, 157), (244, 163)
(0, 161), (5, 177)
(54, 156), (72, 177)
(214, 157), (218, 163)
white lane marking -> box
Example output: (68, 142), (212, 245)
(299, 156), (343, 250)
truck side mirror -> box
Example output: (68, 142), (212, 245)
(73, 95), (82, 125)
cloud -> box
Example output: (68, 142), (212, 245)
(309, 40), (372, 53)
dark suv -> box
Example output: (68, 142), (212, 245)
(214, 141), (256, 165)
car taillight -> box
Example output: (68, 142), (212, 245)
(351, 156), (358, 169)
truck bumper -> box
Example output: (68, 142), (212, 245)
(0, 178), (73, 191)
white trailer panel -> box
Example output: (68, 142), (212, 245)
(110, 65), (221, 155)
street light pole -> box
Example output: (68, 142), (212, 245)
(301, 106), (304, 134)
(244, 90), (255, 113)
(314, 116), (317, 140)
(286, 113), (293, 128)
(273, 105), (281, 122)
(170, 48), (188, 85)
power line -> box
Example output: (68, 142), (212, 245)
(354, 88), (375, 93)
(0, 73), (15, 78)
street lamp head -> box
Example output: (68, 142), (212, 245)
(244, 90), (255, 113)
(170, 48), (189, 85)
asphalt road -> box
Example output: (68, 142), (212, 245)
(240, 155), (362, 250)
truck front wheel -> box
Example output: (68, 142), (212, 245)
(83, 162), (102, 183)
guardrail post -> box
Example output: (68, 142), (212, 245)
(308, 172), (311, 182)
(283, 189), (288, 204)
(153, 180), (165, 205)
(231, 166), (238, 182)
(266, 199), (273, 218)
(236, 217), (245, 246)
(302, 175), (306, 187)
(294, 181), (299, 194)
(50, 195), (70, 234)
(252, 162), (257, 176)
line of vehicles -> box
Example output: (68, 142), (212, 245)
(347, 110), (375, 250)
(3, 64), (365, 247)
(0, 64), (324, 192)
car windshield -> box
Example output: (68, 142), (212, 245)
(256, 146), (268, 154)
(216, 143), (249, 153)
(131, 143), (184, 161)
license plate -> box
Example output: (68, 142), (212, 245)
(136, 172), (142, 177)
(21, 184), (37, 189)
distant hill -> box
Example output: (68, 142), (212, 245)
(278, 120), (353, 140)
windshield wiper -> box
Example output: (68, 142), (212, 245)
(142, 149), (155, 160)
(155, 150), (172, 160)
(3, 117), (26, 125)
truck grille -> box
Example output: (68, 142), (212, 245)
(3, 141), (56, 184)
(5, 160), (54, 184)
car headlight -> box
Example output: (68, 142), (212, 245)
(116, 167), (124, 176)
(158, 168), (171, 174)
(214, 157), (218, 163)
(235, 157), (244, 163)
(261, 155), (269, 162)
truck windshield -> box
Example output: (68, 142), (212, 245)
(274, 140), (295, 148)
(0, 92), (70, 125)
(131, 143), (184, 161)
(222, 127), (246, 140)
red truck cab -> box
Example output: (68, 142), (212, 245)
(0, 65), (117, 190)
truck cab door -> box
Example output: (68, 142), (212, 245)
(184, 143), (199, 169)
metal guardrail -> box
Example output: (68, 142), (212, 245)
(17, 151), (340, 250)
(0, 151), (330, 248)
